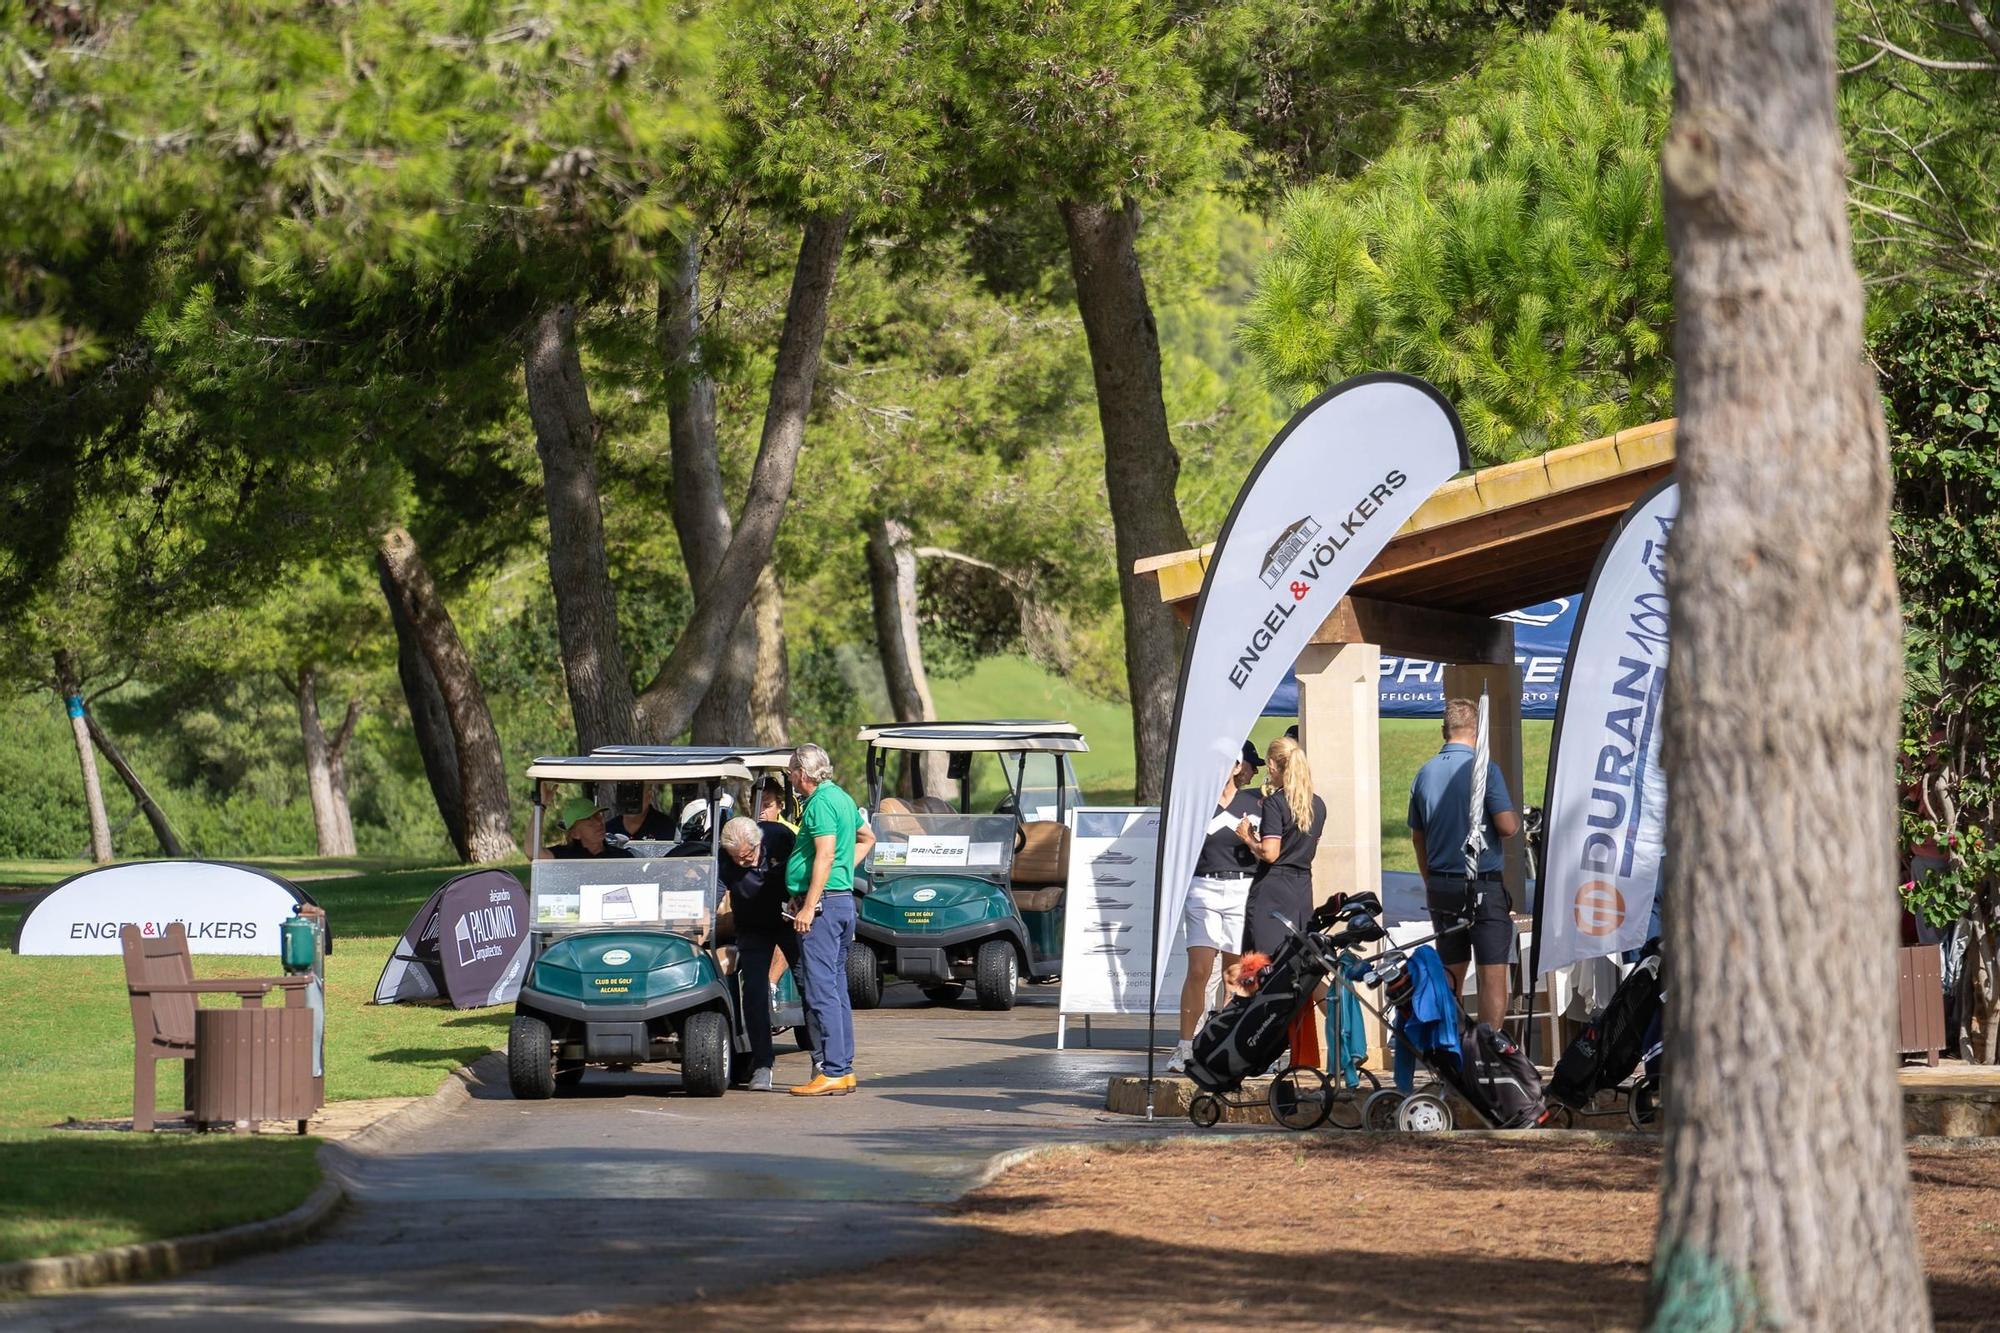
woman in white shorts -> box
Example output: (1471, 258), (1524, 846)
(1168, 741), (1265, 1073)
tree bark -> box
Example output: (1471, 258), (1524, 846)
(292, 667), (359, 858)
(866, 516), (948, 796)
(749, 568), (791, 747)
(379, 555), (468, 860)
(525, 303), (642, 752)
(659, 231), (757, 746)
(83, 707), (188, 857)
(1650, 0), (1929, 1325)
(375, 527), (518, 863)
(635, 211), (852, 742)
(54, 651), (112, 863)
(1058, 199), (1192, 803)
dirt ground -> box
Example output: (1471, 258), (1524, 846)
(548, 1136), (2000, 1332)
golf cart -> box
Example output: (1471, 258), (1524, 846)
(850, 721), (1088, 1011)
(508, 751), (802, 1100)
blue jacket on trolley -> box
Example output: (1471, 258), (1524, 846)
(1391, 944), (1462, 1091)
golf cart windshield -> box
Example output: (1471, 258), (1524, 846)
(867, 812), (1017, 880)
(529, 855), (718, 939)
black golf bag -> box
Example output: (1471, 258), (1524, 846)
(1462, 1023), (1546, 1128)
(1185, 930), (1329, 1094)
(1546, 942), (1664, 1110)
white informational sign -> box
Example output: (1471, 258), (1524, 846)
(1535, 479), (1679, 975)
(905, 835), (970, 867)
(1058, 809), (1186, 1041)
(1153, 374), (1469, 1003)
(582, 882), (659, 924)
(657, 889), (708, 922)
(13, 861), (314, 957)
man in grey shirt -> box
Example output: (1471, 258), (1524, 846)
(1409, 698), (1521, 1029)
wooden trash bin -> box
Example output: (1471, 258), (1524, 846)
(1896, 943), (1946, 1067)
(192, 1006), (322, 1133)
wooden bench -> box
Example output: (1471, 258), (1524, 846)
(121, 923), (311, 1132)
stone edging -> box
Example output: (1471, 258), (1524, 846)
(0, 1049), (505, 1301)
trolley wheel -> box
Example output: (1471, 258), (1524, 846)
(1267, 1065), (1334, 1131)
(1541, 1103), (1577, 1129)
(1362, 1088), (1405, 1133)
(1188, 1092), (1224, 1129)
(1325, 1086), (1366, 1132)
(1396, 1091), (1453, 1132)
(1628, 1076), (1662, 1130)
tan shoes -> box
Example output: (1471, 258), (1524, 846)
(789, 1072), (857, 1096)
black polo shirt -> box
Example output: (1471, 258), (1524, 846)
(720, 820), (798, 937)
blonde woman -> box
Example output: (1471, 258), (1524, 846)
(1235, 735), (1327, 955)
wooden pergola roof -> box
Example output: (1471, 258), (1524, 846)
(1135, 419), (1675, 663)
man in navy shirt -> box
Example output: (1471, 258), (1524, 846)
(720, 815), (801, 1091)
(1409, 698), (1520, 1029)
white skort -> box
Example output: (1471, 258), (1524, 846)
(1182, 873), (1252, 952)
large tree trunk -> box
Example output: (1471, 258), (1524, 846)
(1058, 199), (1192, 803)
(525, 304), (641, 752)
(375, 527), (518, 863)
(635, 211), (851, 742)
(866, 515), (947, 796)
(54, 651), (112, 863)
(750, 568), (791, 746)
(292, 667), (359, 858)
(660, 231), (757, 746)
(82, 708), (188, 857)
(1649, 0), (1928, 1324)
(380, 555), (468, 860)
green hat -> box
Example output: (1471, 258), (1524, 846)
(558, 795), (607, 828)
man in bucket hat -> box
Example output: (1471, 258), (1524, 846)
(541, 795), (634, 860)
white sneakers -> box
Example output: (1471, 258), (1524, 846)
(1166, 1040), (1193, 1073)
(748, 1067), (774, 1092)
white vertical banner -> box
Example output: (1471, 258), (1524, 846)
(1058, 808), (1183, 1018)
(1151, 374), (1468, 1006)
(1533, 478), (1679, 975)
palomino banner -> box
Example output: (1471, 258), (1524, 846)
(1150, 373), (1468, 1010)
(1533, 477), (1679, 976)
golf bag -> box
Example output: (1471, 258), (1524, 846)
(1186, 931), (1328, 1094)
(1463, 1023), (1545, 1128)
(1546, 943), (1664, 1109)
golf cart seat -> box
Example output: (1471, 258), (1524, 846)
(1010, 820), (1070, 887)
(914, 796), (954, 815)
(1008, 884), (1065, 913)
(873, 796), (923, 835)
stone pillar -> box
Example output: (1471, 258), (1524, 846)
(1294, 642), (1380, 1069)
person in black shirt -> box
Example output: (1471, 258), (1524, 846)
(719, 815), (802, 1090)
(1236, 735), (1327, 955)
(542, 796), (636, 860)
(608, 782), (678, 844)
(1167, 740), (1265, 1073)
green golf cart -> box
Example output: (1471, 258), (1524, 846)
(507, 751), (802, 1099)
(849, 722), (1088, 1011)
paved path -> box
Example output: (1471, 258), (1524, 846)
(4, 989), (1173, 1330)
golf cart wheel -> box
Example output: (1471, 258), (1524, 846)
(974, 940), (1019, 1011)
(921, 983), (965, 1005)
(1395, 1092), (1453, 1133)
(847, 946), (882, 1010)
(680, 1010), (731, 1098)
(1188, 1092), (1224, 1129)
(1268, 1065), (1334, 1131)
(1362, 1088), (1405, 1133)
(1628, 1076), (1663, 1131)
(507, 1015), (556, 1100)
(554, 1059), (586, 1089)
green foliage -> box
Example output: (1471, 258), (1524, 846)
(1240, 12), (1673, 461)
(1875, 290), (2000, 928)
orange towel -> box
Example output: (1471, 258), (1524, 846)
(1289, 1004), (1321, 1069)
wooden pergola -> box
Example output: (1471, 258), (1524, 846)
(1134, 418), (1676, 914)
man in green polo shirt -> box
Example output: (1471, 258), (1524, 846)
(786, 742), (875, 1096)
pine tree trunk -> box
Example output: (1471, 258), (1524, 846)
(82, 707), (187, 856)
(375, 527), (517, 863)
(866, 516), (947, 796)
(750, 568), (791, 747)
(1650, 0), (1928, 1324)
(525, 303), (641, 752)
(54, 652), (112, 863)
(380, 555), (469, 860)
(1058, 199), (1192, 803)
(294, 667), (348, 858)
(660, 232), (757, 746)
(636, 211), (851, 742)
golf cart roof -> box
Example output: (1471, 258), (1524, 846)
(591, 745), (793, 770)
(864, 725), (1089, 754)
(526, 754), (753, 783)
(856, 719), (1081, 742)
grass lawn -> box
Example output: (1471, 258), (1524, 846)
(0, 858), (513, 1262)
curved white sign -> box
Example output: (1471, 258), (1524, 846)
(14, 861), (313, 956)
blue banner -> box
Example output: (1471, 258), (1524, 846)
(1258, 599), (1578, 720)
